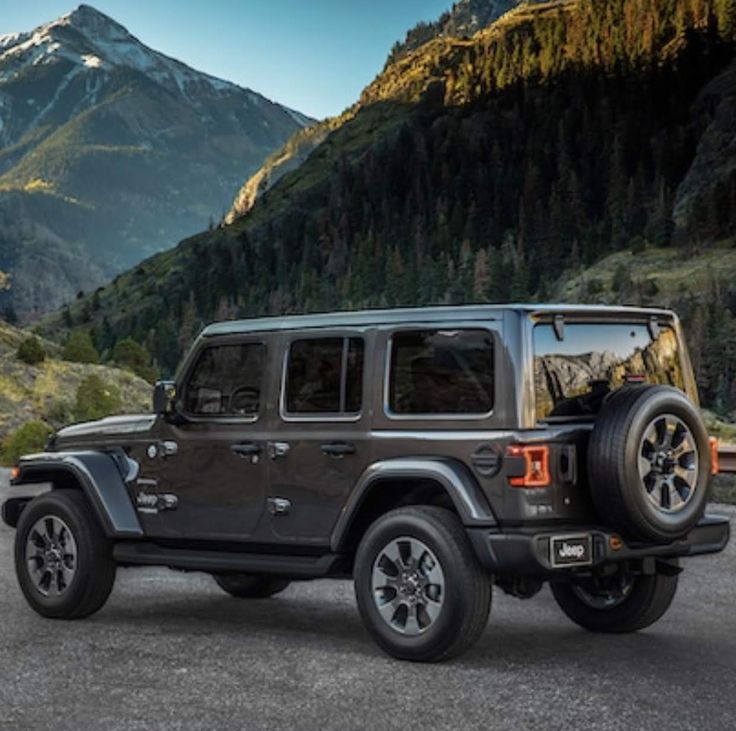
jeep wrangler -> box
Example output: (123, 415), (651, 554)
(1, 305), (730, 662)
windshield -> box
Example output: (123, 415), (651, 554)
(533, 322), (685, 421)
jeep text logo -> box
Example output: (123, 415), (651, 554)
(136, 492), (178, 512)
(136, 493), (158, 508)
(558, 543), (585, 559)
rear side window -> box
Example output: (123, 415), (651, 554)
(533, 322), (685, 421)
(285, 337), (364, 415)
(388, 329), (494, 416)
(185, 342), (264, 417)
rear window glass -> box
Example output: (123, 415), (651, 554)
(388, 329), (494, 416)
(533, 323), (685, 421)
(285, 337), (364, 415)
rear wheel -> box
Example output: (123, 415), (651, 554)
(212, 574), (291, 598)
(550, 569), (678, 633)
(14, 490), (116, 619)
(354, 506), (491, 662)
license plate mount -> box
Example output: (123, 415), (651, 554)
(550, 534), (593, 568)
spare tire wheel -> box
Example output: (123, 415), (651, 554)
(587, 384), (711, 543)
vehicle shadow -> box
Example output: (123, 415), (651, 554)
(99, 587), (375, 655)
(93, 580), (735, 669)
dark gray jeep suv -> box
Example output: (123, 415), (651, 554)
(2, 305), (730, 661)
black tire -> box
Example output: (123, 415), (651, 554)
(550, 571), (678, 633)
(212, 574), (291, 598)
(588, 384), (711, 543)
(14, 490), (116, 619)
(354, 506), (491, 662)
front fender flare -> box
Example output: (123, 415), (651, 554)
(8, 451), (143, 538)
(331, 458), (496, 552)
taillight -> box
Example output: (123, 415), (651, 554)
(709, 437), (720, 475)
(10, 465), (20, 482)
(507, 445), (551, 488)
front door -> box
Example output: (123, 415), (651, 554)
(140, 336), (271, 542)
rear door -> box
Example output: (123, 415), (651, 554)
(261, 330), (373, 546)
(143, 335), (271, 541)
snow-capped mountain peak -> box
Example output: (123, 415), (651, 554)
(60, 4), (132, 39)
(0, 4), (243, 96)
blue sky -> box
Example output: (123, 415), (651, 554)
(0, 1), (450, 119)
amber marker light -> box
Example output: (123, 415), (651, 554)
(610, 535), (624, 551)
(10, 466), (20, 482)
(709, 437), (720, 475)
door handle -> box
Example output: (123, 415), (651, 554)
(230, 442), (261, 458)
(321, 442), (356, 457)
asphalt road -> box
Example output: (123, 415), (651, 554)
(1, 474), (735, 731)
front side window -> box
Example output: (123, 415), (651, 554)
(388, 329), (494, 416)
(285, 337), (364, 415)
(185, 342), (264, 417)
(533, 322), (685, 421)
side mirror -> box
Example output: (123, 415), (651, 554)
(152, 380), (177, 415)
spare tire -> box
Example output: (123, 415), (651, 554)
(587, 384), (711, 543)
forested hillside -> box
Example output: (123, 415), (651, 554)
(226, 0), (541, 221)
(42, 0), (736, 415)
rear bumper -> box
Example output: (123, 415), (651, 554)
(467, 514), (731, 578)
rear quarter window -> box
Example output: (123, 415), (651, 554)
(387, 329), (494, 416)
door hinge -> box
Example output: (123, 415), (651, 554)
(268, 442), (291, 460)
(267, 497), (291, 516)
(146, 441), (178, 459)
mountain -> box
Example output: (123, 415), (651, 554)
(40, 0), (736, 417)
(0, 5), (312, 320)
(226, 0), (540, 223)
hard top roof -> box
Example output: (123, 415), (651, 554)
(201, 304), (674, 337)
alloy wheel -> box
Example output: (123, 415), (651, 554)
(571, 573), (635, 610)
(371, 536), (445, 636)
(638, 413), (699, 513)
(25, 515), (78, 597)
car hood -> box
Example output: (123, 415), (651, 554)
(56, 414), (157, 441)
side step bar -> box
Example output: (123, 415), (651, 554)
(113, 542), (347, 578)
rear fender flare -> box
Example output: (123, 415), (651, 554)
(331, 458), (496, 552)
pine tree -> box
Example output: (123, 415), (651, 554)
(473, 249), (490, 301)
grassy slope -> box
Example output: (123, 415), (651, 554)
(555, 244), (736, 305)
(0, 321), (151, 439)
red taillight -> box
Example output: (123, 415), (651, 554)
(709, 437), (720, 475)
(507, 445), (551, 488)
(10, 465), (20, 482)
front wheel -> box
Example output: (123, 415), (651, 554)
(14, 490), (116, 619)
(354, 506), (491, 662)
(550, 569), (678, 633)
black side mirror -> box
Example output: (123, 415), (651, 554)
(153, 380), (176, 415)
